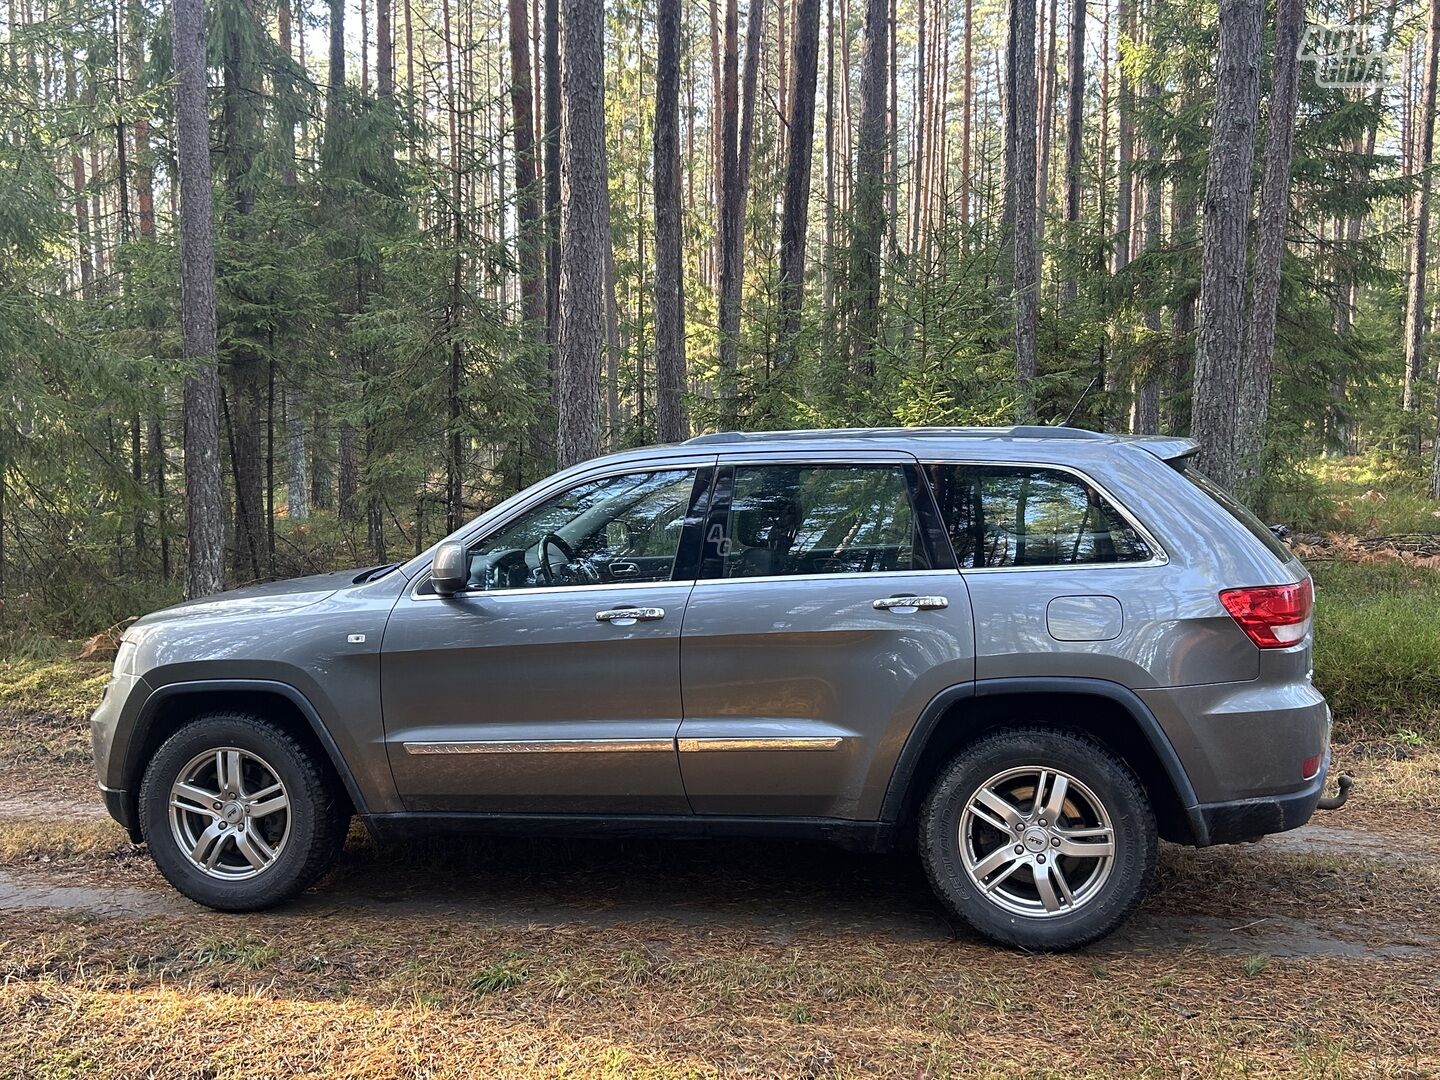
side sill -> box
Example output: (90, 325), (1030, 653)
(364, 812), (897, 853)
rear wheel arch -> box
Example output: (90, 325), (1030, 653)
(884, 678), (1206, 846)
(122, 681), (365, 833)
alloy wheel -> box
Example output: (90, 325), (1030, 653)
(958, 765), (1116, 918)
(167, 746), (292, 880)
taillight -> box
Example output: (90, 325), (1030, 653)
(1219, 579), (1313, 649)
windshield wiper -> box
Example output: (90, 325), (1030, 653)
(354, 562), (402, 583)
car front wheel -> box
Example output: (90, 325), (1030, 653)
(138, 712), (350, 911)
(919, 727), (1157, 950)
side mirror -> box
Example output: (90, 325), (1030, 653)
(430, 541), (469, 597)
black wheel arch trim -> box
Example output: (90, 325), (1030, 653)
(124, 679), (372, 823)
(881, 676), (1209, 845)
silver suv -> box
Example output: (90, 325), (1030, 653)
(91, 427), (1335, 949)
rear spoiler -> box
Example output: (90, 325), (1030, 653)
(1126, 436), (1200, 465)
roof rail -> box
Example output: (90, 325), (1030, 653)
(682, 425), (1111, 445)
(682, 431), (748, 445)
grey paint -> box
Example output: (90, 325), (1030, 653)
(1046, 595), (1124, 641)
(91, 426), (1330, 849)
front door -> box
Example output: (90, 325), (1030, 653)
(676, 454), (975, 820)
(381, 465), (714, 813)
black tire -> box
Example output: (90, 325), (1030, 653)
(138, 711), (350, 911)
(918, 727), (1156, 951)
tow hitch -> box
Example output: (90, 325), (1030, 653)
(1316, 772), (1354, 812)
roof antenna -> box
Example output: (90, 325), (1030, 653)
(1060, 375), (1100, 428)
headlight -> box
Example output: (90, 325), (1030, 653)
(112, 639), (137, 676)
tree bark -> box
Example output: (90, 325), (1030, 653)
(1006, 0), (1039, 416)
(509, 0), (550, 468)
(654, 0), (689, 440)
(1234, 0), (1303, 494)
(543, 0), (562, 359)
(556, 0), (608, 467)
(777, 0), (822, 372)
(848, 0), (889, 376)
(1059, 0), (1084, 306)
(1191, 0), (1263, 488)
(223, 0), (265, 581)
(716, 0), (763, 423)
(1406, 0), (1440, 416)
(173, 0), (225, 597)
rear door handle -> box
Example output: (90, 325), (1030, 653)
(595, 606), (666, 625)
(872, 594), (948, 612)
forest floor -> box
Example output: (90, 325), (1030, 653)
(4, 530), (1440, 1076)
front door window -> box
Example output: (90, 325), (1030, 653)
(452, 469), (702, 591)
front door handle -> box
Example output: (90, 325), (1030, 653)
(595, 606), (666, 625)
(872, 594), (949, 612)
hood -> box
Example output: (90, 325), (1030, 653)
(128, 568), (365, 631)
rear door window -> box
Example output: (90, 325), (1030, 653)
(721, 464), (923, 577)
(925, 464), (1154, 569)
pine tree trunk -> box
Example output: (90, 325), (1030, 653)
(1234, 0), (1303, 495)
(909, 0), (927, 255)
(543, 0), (562, 360)
(556, 0), (607, 467)
(1135, 79), (1162, 435)
(1113, 0), (1131, 276)
(509, 0), (550, 470)
(1059, 0), (1084, 306)
(173, 0), (226, 597)
(1405, 0), (1440, 417)
(653, 0), (689, 440)
(716, 0), (760, 423)
(377, 0), (393, 95)
(1191, 0), (1263, 488)
(962, 0), (972, 233)
(1006, 0), (1039, 416)
(777, 0), (822, 372)
(846, 0), (889, 378)
(224, 0), (266, 581)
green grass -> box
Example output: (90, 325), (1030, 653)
(1282, 454), (1440, 536)
(0, 655), (110, 719)
(1311, 559), (1440, 741)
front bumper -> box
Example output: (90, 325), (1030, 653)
(1193, 747), (1332, 845)
(100, 784), (142, 842)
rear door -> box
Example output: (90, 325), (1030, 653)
(676, 452), (975, 820)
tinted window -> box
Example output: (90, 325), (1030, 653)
(723, 465), (920, 577)
(926, 465), (1153, 568)
(459, 470), (700, 590)
(1180, 465), (1295, 561)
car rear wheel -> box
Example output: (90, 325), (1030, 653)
(139, 712), (350, 911)
(919, 727), (1156, 950)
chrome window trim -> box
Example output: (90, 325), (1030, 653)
(677, 737), (844, 752)
(689, 567), (958, 588)
(411, 576), (685, 602)
(404, 738), (674, 755)
(920, 458), (1170, 572)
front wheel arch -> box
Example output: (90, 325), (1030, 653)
(122, 681), (365, 838)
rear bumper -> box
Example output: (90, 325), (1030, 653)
(1193, 747), (1330, 846)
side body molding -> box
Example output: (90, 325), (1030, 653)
(128, 679), (373, 821)
(879, 676), (1207, 845)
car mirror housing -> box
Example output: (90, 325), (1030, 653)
(430, 541), (468, 596)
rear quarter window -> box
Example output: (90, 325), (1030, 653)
(925, 464), (1154, 569)
(1178, 466), (1296, 563)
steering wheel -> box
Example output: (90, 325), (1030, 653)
(538, 532), (580, 584)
